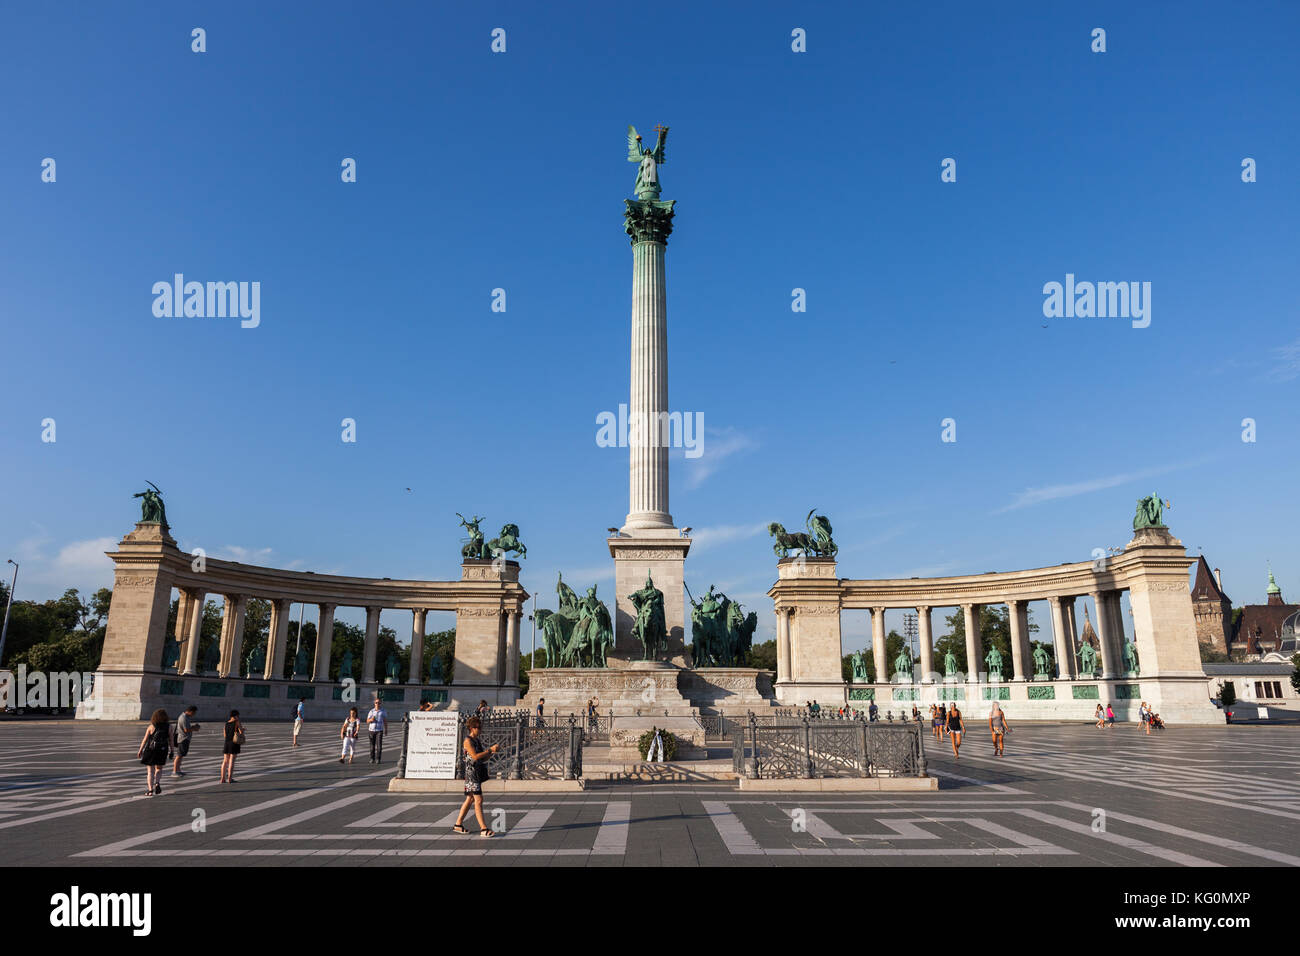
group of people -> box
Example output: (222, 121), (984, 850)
(135, 706), (247, 794)
(927, 702), (1011, 758)
(1093, 701), (1164, 732)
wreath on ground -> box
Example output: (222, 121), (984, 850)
(636, 729), (678, 761)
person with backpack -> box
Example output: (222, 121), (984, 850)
(339, 706), (360, 763)
(137, 709), (170, 796)
(292, 698), (305, 747)
(171, 705), (200, 777)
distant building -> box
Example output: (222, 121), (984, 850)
(1231, 570), (1299, 659)
(1203, 662), (1296, 707)
(1190, 555), (1231, 654)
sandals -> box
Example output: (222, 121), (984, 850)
(480, 828), (495, 838)
(451, 824), (469, 834)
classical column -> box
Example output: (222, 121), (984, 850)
(496, 612), (508, 687)
(961, 604), (981, 682)
(917, 606), (934, 683)
(503, 611), (520, 688)
(1107, 591), (1128, 667)
(172, 589), (192, 671)
(219, 595), (247, 678)
(622, 196), (676, 531)
(180, 589), (206, 676)
(312, 603), (336, 681)
(870, 607), (887, 683)
(361, 606), (380, 684)
(1062, 596), (1079, 679)
(1007, 600), (1026, 680)
(1090, 592), (1116, 678)
(1048, 596), (1069, 679)
(408, 608), (427, 684)
(267, 599), (291, 680)
(776, 608), (792, 684)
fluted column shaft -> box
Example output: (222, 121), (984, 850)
(267, 599), (291, 680)
(776, 609), (791, 683)
(361, 606), (380, 684)
(180, 589), (206, 675)
(409, 609), (427, 684)
(917, 607), (934, 683)
(625, 238), (673, 530)
(1049, 597), (1069, 679)
(871, 607), (887, 682)
(1008, 600), (1027, 681)
(962, 604), (981, 682)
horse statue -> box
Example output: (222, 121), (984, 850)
(566, 586), (614, 667)
(768, 509), (838, 558)
(629, 575), (667, 662)
(487, 523), (527, 560)
(727, 602), (758, 666)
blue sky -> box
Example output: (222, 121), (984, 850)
(2, 1), (1297, 649)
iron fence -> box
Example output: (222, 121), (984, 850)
(744, 713), (927, 779)
(423, 712), (582, 780)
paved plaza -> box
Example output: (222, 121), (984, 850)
(2, 721), (1297, 867)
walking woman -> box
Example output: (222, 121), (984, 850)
(930, 704), (941, 740)
(137, 709), (170, 796)
(1094, 703), (1106, 729)
(221, 709), (245, 783)
(452, 716), (500, 837)
(989, 702), (1010, 756)
(947, 703), (965, 758)
(339, 706), (360, 763)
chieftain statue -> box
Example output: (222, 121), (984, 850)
(1122, 638), (1140, 676)
(689, 584), (758, 667)
(985, 644), (1004, 681)
(162, 636), (180, 671)
(1132, 493), (1170, 530)
(1076, 640), (1099, 678)
(850, 650), (869, 683)
(629, 574), (668, 661)
(339, 649), (354, 681)
(768, 509), (838, 559)
(1031, 641), (1053, 679)
(627, 124), (668, 201)
(245, 643), (265, 679)
(943, 650), (959, 678)
(385, 652), (400, 683)
(293, 645), (310, 678)
(534, 573), (612, 668)
(428, 652), (444, 684)
(133, 481), (169, 527)
(893, 645), (914, 682)
(201, 638), (220, 674)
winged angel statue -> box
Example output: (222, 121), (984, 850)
(627, 124), (668, 200)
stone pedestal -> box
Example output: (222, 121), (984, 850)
(608, 530), (690, 665)
(767, 557), (846, 706)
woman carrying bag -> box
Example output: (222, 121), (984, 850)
(221, 709), (245, 783)
(137, 709), (170, 796)
(452, 716), (500, 837)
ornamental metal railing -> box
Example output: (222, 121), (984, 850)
(743, 713), (927, 779)
(435, 712), (581, 780)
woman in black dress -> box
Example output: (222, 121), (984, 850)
(452, 716), (500, 837)
(221, 709), (245, 783)
(136, 708), (170, 796)
(947, 704), (965, 758)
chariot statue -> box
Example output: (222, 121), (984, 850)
(768, 509), (838, 559)
(457, 513), (489, 560)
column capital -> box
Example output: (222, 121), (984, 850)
(624, 198), (675, 244)
(915, 604), (931, 614)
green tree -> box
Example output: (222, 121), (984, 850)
(750, 638), (776, 673)
(422, 628), (456, 684)
(939, 605), (1037, 677)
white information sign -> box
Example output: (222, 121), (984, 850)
(403, 711), (460, 779)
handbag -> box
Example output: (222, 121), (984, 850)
(232, 723), (245, 746)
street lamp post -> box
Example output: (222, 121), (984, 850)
(0, 560), (17, 668)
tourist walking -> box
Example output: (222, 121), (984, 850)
(452, 715), (500, 838)
(938, 703), (949, 739)
(137, 708), (170, 796)
(292, 697), (305, 747)
(947, 704), (965, 758)
(1094, 703), (1105, 729)
(536, 697), (546, 728)
(587, 697), (598, 732)
(220, 709), (245, 783)
(367, 697), (388, 763)
(989, 702), (1010, 756)
(171, 705), (200, 776)
(1138, 701), (1152, 735)
(339, 707), (360, 763)
(1105, 703), (1116, 728)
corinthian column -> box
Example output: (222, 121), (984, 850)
(623, 198), (676, 531)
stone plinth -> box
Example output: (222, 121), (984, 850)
(679, 668), (777, 714)
(768, 557), (844, 705)
(520, 661), (696, 716)
(607, 531), (690, 665)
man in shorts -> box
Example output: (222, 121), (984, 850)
(172, 705), (200, 777)
(292, 698), (305, 747)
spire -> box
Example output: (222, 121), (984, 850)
(1267, 567), (1283, 604)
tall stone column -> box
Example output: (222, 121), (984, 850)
(776, 608), (791, 685)
(503, 611), (520, 688)
(1008, 600), (1027, 681)
(871, 607), (887, 683)
(172, 589), (193, 671)
(962, 603), (980, 683)
(409, 609), (427, 684)
(180, 589), (206, 676)
(917, 606), (934, 683)
(1106, 592), (1129, 669)
(312, 603), (336, 681)
(1091, 592), (1116, 678)
(219, 595), (247, 678)
(361, 606), (380, 684)
(267, 599), (291, 680)
(623, 199), (675, 532)
(1062, 597), (1079, 679)
(1049, 596), (1069, 679)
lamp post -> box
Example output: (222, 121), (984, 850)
(0, 560), (17, 668)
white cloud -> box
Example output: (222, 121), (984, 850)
(994, 460), (1206, 513)
(681, 427), (758, 490)
(215, 545), (274, 565)
(1269, 338), (1300, 382)
(54, 537), (117, 575)
(688, 522), (768, 551)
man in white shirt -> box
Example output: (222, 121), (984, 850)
(366, 697), (387, 763)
